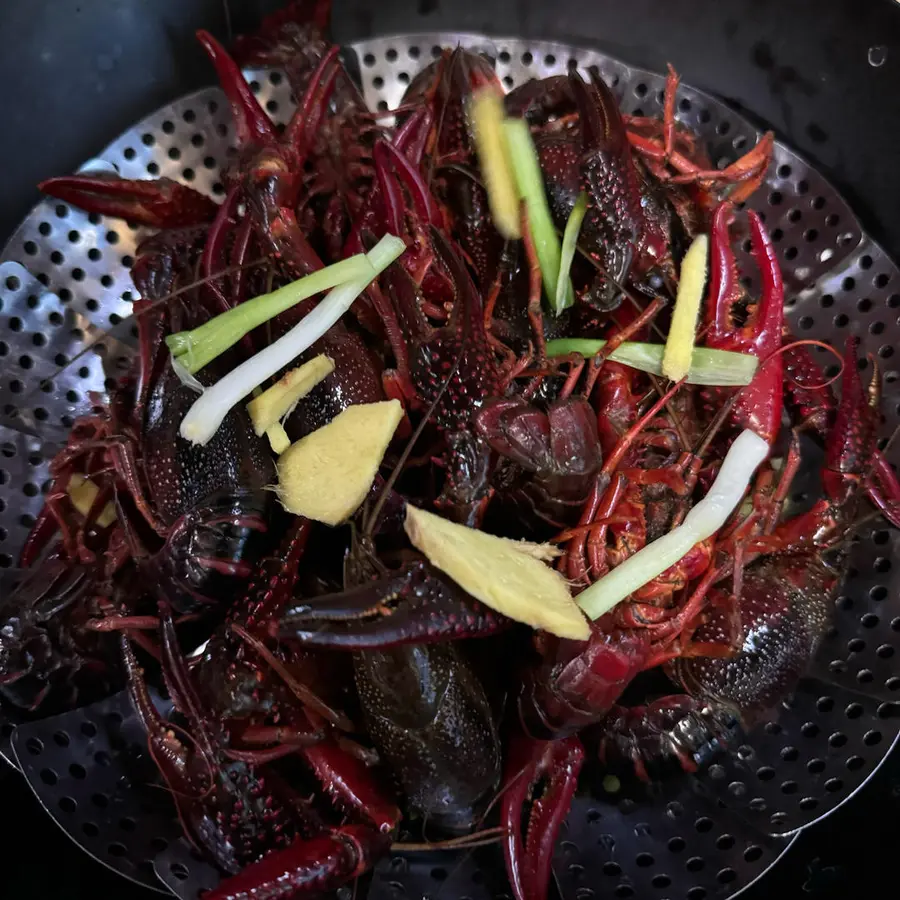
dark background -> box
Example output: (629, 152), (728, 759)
(3, 0), (900, 252)
(1, 0), (899, 896)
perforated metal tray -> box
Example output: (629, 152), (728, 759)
(0, 31), (897, 900)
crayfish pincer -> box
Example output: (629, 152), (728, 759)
(283, 529), (504, 833)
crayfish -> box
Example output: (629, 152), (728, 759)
(10, 5), (900, 900)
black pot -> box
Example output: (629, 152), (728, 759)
(1, 2), (898, 898)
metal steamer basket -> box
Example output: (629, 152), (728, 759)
(0, 31), (897, 900)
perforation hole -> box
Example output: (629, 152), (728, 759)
(170, 862), (189, 881)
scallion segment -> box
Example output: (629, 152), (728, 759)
(545, 338), (758, 386)
(556, 192), (587, 313)
(166, 253), (375, 375)
(576, 429), (769, 621)
(504, 118), (574, 314)
(179, 235), (405, 446)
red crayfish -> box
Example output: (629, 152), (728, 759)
(11, 9), (900, 900)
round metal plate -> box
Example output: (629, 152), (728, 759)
(0, 30), (897, 900)
(11, 689), (175, 893)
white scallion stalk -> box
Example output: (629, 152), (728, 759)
(576, 429), (770, 621)
(179, 234), (405, 446)
(167, 253), (376, 375)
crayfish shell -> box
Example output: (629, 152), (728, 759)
(669, 554), (837, 717)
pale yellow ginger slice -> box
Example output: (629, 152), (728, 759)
(265, 422), (291, 455)
(247, 354), (335, 437)
(497, 537), (561, 562)
(404, 505), (589, 641)
(68, 474), (116, 527)
(470, 86), (521, 240)
(661, 234), (709, 382)
(276, 400), (403, 525)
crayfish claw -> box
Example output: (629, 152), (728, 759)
(280, 560), (509, 648)
(704, 201), (785, 443)
(196, 29), (278, 147)
(502, 734), (585, 900)
(204, 825), (391, 900)
(39, 174), (218, 228)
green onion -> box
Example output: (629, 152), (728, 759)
(504, 118), (574, 314)
(166, 253), (376, 375)
(179, 235), (405, 446)
(545, 338), (758, 386)
(576, 429), (769, 621)
(556, 192), (587, 313)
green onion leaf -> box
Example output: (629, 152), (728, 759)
(556, 192), (587, 313)
(504, 118), (574, 315)
(166, 253), (376, 375)
(179, 235), (405, 446)
(545, 338), (758, 386)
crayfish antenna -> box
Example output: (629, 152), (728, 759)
(38, 174), (218, 228)
(196, 29), (278, 147)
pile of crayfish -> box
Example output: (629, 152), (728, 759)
(3, 3), (899, 899)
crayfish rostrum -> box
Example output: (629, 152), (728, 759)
(9, 3), (899, 900)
